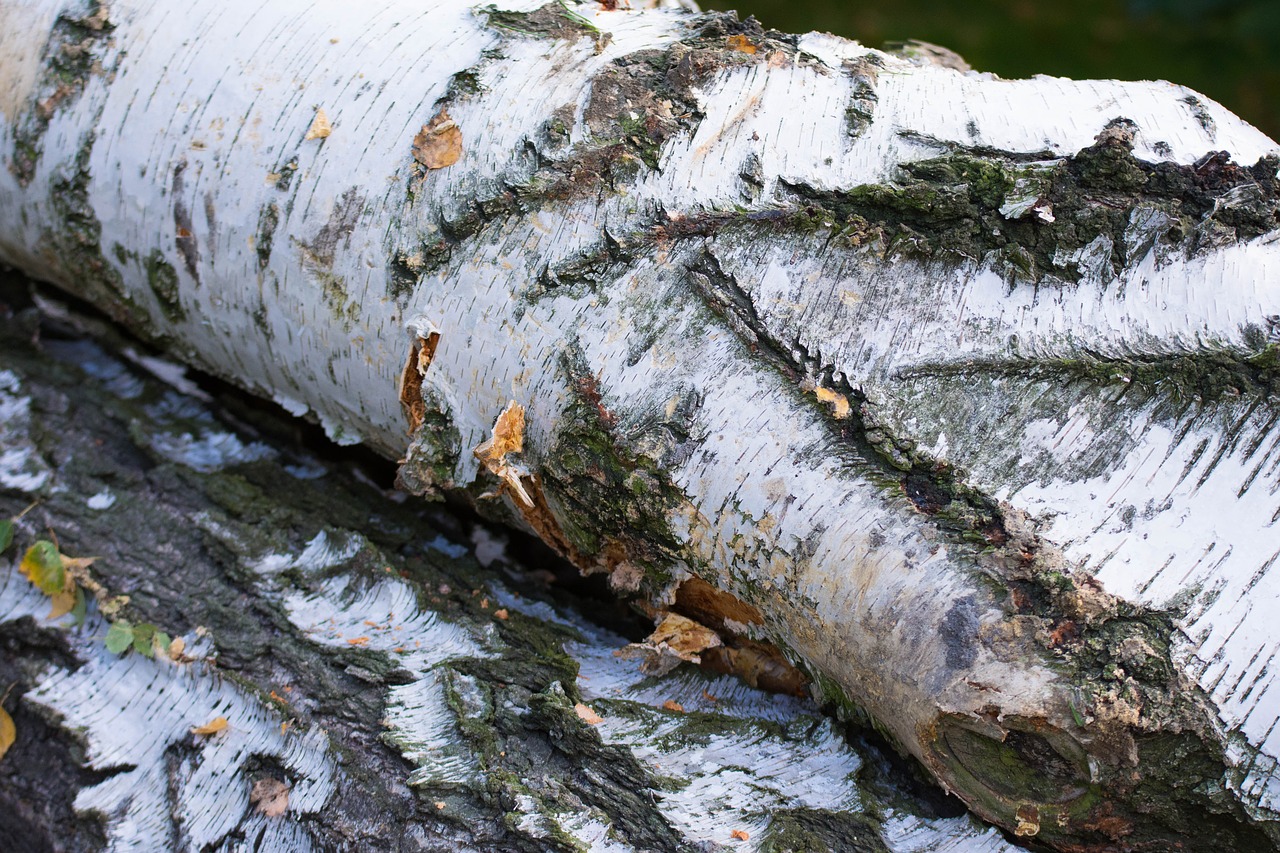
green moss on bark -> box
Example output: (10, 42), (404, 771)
(143, 250), (184, 322)
(538, 348), (692, 591)
(397, 402), (461, 501)
(43, 134), (154, 332)
(784, 119), (1280, 283)
(483, 2), (605, 46)
(9, 2), (114, 186)
(760, 809), (888, 853)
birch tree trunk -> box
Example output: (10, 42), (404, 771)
(0, 277), (1020, 852)
(2, 0), (1280, 849)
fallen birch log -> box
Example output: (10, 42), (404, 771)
(0, 283), (1020, 852)
(2, 0), (1280, 848)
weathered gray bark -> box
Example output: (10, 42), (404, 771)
(0, 276), (1024, 852)
(4, 0), (1280, 849)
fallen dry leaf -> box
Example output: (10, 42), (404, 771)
(494, 608), (509, 620)
(574, 703), (604, 725)
(662, 700), (685, 713)
(727, 35), (757, 54)
(168, 636), (186, 659)
(191, 715), (229, 736)
(0, 706), (14, 763)
(304, 108), (331, 140)
(347, 636), (370, 646)
(47, 588), (77, 619)
(250, 777), (290, 817)
(61, 555), (97, 574)
(412, 109), (463, 170)
(731, 829), (750, 841)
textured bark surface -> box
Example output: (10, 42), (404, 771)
(0, 277), (1021, 852)
(2, 0), (1280, 848)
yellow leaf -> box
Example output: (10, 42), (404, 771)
(412, 109), (463, 170)
(727, 34), (758, 54)
(191, 715), (229, 736)
(47, 589), (77, 620)
(20, 541), (63, 594)
(0, 706), (14, 763)
(169, 636), (186, 659)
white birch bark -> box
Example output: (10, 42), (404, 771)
(2, 0), (1279, 847)
(0, 293), (1018, 852)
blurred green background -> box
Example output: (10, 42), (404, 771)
(698, 0), (1280, 142)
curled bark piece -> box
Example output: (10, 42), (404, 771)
(473, 399), (534, 506)
(617, 610), (723, 675)
(2, 0), (1279, 848)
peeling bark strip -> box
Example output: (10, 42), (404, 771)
(1, 0), (1280, 848)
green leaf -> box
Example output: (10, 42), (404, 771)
(0, 520), (13, 554)
(70, 586), (87, 628)
(132, 623), (156, 658)
(104, 620), (134, 655)
(152, 631), (172, 657)
(20, 541), (64, 595)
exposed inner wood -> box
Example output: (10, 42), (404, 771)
(397, 331), (439, 434)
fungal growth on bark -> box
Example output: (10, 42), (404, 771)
(1, 0), (1280, 849)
